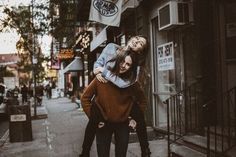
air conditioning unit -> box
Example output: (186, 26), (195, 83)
(158, 0), (193, 30)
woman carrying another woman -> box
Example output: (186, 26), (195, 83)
(79, 35), (151, 157)
(81, 49), (147, 157)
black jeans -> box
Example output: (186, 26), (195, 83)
(130, 103), (149, 154)
(96, 121), (129, 157)
(81, 102), (149, 155)
(81, 102), (104, 154)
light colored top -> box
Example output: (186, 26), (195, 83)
(93, 43), (136, 88)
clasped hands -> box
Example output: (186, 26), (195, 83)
(128, 117), (137, 131)
(94, 67), (108, 83)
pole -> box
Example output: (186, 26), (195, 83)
(31, 0), (37, 118)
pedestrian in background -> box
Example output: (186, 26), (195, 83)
(0, 80), (6, 104)
(45, 84), (52, 99)
(21, 84), (28, 104)
(81, 49), (147, 157)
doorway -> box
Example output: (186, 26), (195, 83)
(151, 17), (184, 128)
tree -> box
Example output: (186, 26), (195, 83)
(0, 1), (50, 85)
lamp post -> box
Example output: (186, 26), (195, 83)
(31, 0), (37, 118)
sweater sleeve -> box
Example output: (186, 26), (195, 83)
(133, 82), (147, 112)
(81, 79), (97, 118)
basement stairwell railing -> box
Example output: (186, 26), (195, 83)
(164, 78), (208, 157)
(165, 82), (236, 157)
(203, 86), (236, 157)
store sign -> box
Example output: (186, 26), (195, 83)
(57, 49), (74, 60)
(10, 114), (26, 122)
(157, 42), (175, 71)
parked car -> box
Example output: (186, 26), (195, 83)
(0, 89), (19, 119)
(0, 83), (7, 119)
(0, 97), (8, 119)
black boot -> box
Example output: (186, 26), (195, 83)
(79, 153), (89, 157)
(79, 150), (89, 157)
(141, 148), (151, 157)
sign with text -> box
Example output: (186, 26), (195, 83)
(89, 0), (123, 27)
(10, 114), (26, 122)
(157, 42), (175, 71)
(57, 49), (74, 60)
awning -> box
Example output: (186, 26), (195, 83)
(64, 56), (83, 73)
(122, 0), (140, 12)
(0, 61), (17, 66)
(90, 26), (108, 52)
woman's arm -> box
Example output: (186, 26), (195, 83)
(93, 43), (116, 74)
(81, 79), (97, 118)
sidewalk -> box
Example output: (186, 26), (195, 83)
(0, 97), (168, 157)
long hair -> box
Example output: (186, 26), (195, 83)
(127, 35), (149, 66)
(107, 48), (138, 82)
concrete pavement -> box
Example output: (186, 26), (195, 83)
(0, 97), (168, 157)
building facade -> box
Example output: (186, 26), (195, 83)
(87, 0), (236, 156)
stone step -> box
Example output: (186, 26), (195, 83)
(171, 144), (206, 157)
(183, 134), (232, 153)
(226, 145), (236, 157)
(204, 126), (236, 139)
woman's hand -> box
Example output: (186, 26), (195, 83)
(94, 67), (104, 75)
(96, 73), (108, 83)
(128, 118), (137, 130)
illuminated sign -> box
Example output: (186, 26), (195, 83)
(57, 49), (74, 60)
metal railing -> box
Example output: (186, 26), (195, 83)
(204, 86), (236, 157)
(165, 82), (236, 157)
(165, 79), (206, 157)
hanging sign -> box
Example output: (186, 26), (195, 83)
(57, 49), (74, 60)
(89, 0), (123, 27)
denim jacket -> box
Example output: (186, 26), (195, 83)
(93, 43), (135, 88)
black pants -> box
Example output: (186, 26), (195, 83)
(130, 103), (149, 153)
(81, 102), (149, 155)
(81, 102), (104, 154)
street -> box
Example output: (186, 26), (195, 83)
(0, 97), (167, 157)
(0, 119), (8, 146)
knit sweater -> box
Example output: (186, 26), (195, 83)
(81, 78), (147, 123)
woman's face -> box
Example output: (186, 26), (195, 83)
(119, 55), (132, 74)
(127, 36), (146, 54)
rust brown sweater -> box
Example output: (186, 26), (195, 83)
(81, 78), (147, 123)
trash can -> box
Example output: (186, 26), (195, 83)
(8, 102), (32, 142)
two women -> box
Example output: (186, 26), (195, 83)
(80, 35), (151, 157)
(81, 49), (147, 157)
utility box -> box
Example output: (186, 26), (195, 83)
(8, 104), (32, 142)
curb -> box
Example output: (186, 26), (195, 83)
(0, 129), (9, 147)
(31, 105), (48, 120)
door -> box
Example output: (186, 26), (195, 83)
(151, 17), (184, 128)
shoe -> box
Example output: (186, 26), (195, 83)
(141, 148), (151, 157)
(79, 154), (89, 157)
(79, 152), (89, 157)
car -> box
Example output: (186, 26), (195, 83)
(0, 98), (8, 120)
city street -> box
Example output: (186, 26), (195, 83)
(0, 96), (168, 157)
(0, 119), (8, 146)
